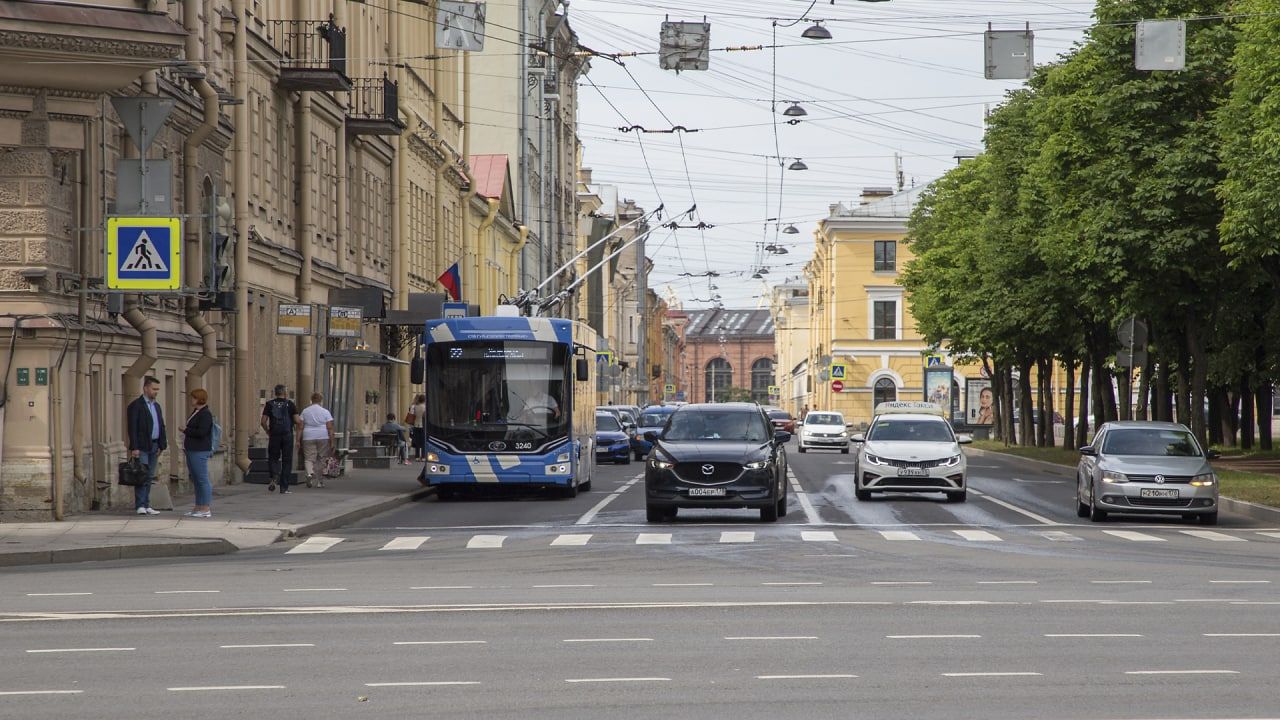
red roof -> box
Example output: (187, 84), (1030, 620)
(469, 154), (508, 200)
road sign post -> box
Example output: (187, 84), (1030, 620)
(106, 216), (182, 291)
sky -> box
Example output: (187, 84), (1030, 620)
(565, 0), (1095, 311)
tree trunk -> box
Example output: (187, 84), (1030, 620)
(1063, 355), (1076, 449)
(1035, 358), (1047, 447)
(1156, 360), (1172, 422)
(1240, 376), (1255, 451)
(1135, 353), (1153, 421)
(1117, 366), (1132, 421)
(1019, 357), (1034, 447)
(1257, 382), (1273, 451)
(1077, 354), (1091, 444)
(1175, 340), (1191, 429)
(1185, 317), (1209, 448)
(1208, 386), (1227, 447)
(1044, 357), (1057, 448)
(1004, 364), (1017, 445)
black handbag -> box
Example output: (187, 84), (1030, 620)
(117, 458), (148, 487)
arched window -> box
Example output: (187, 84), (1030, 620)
(750, 358), (775, 404)
(873, 377), (897, 407)
(705, 358), (733, 402)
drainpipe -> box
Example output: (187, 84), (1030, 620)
(232, 0), (251, 474)
(72, 116), (94, 505)
(432, 50), (445, 288)
(295, 91), (314, 397)
(459, 51), (476, 308)
(392, 2), (409, 413)
(50, 323), (71, 520)
(183, 0), (220, 393)
(508, 224), (529, 300)
(476, 198), (497, 310)
(334, 1), (348, 275)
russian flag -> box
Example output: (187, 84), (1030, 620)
(437, 262), (461, 301)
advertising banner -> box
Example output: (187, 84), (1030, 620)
(966, 378), (994, 426)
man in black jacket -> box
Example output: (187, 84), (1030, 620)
(261, 384), (301, 493)
(126, 376), (167, 515)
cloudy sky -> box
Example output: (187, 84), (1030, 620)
(564, 0), (1094, 310)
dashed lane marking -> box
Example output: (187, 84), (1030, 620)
(1180, 530), (1247, 542)
(285, 537), (344, 554)
(551, 534), (592, 546)
(954, 529), (1002, 542)
(466, 535), (506, 549)
(801, 530), (838, 542)
(719, 531), (755, 543)
(785, 467), (823, 525)
(878, 530), (921, 541)
(1102, 530), (1165, 542)
(380, 537), (430, 551)
(636, 533), (671, 545)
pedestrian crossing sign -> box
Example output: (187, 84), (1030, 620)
(106, 216), (181, 291)
(830, 363), (848, 380)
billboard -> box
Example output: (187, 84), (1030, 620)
(923, 366), (953, 417)
(966, 378), (994, 426)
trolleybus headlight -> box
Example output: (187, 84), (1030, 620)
(426, 452), (439, 462)
(556, 452), (571, 462)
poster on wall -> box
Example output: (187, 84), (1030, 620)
(966, 378), (994, 426)
(923, 366), (953, 415)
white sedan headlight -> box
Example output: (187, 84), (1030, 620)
(863, 453), (888, 466)
(939, 454), (962, 467)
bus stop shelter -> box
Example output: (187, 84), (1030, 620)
(320, 348), (409, 447)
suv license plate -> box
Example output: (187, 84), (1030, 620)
(688, 487), (727, 497)
(898, 467), (928, 477)
(1140, 488), (1179, 499)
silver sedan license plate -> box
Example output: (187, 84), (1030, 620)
(898, 467), (928, 477)
(688, 487), (727, 497)
(1140, 488), (1179, 499)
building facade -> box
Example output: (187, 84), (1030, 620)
(680, 308), (776, 405)
(770, 279), (810, 416)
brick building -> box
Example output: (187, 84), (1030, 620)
(679, 308), (776, 404)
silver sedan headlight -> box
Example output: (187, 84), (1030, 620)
(1102, 470), (1128, 483)
(1190, 472), (1216, 487)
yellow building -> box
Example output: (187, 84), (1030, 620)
(770, 280), (810, 416)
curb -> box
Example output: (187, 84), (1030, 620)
(0, 539), (236, 568)
(287, 487), (434, 538)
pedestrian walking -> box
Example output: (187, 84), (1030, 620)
(260, 384), (301, 494)
(380, 412), (409, 464)
(406, 393), (426, 461)
(180, 388), (214, 517)
(300, 392), (336, 487)
(126, 376), (167, 515)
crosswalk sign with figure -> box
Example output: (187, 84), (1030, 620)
(830, 363), (848, 380)
(107, 216), (181, 290)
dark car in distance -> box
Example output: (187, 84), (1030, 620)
(644, 403), (791, 523)
(766, 408), (797, 435)
(595, 412), (632, 465)
(632, 405), (677, 461)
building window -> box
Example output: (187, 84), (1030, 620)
(873, 300), (897, 340)
(750, 358), (774, 404)
(874, 377), (897, 406)
(874, 241), (896, 272)
(704, 358), (733, 402)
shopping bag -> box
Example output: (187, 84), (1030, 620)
(322, 452), (343, 478)
(117, 458), (148, 487)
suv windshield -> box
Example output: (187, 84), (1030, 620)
(596, 414), (622, 432)
(639, 411), (672, 427)
(767, 410), (791, 420)
(664, 410), (770, 442)
(1102, 428), (1202, 457)
(806, 413), (841, 425)
(867, 418), (954, 442)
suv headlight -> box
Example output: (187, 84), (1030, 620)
(939, 454), (962, 467)
(744, 460), (768, 470)
(650, 458), (674, 470)
(1190, 472), (1216, 487)
(1102, 470), (1128, 483)
(863, 453), (887, 466)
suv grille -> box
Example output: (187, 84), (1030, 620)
(675, 462), (743, 484)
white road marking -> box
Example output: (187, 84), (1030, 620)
(1103, 530), (1166, 542)
(1258, 532), (1280, 539)
(285, 536), (344, 554)
(652, 583), (712, 587)
(1124, 670), (1239, 675)
(0, 690), (83, 696)
(563, 638), (653, 643)
(1091, 580), (1152, 585)
(410, 586), (473, 590)
(636, 533), (671, 545)
(872, 581), (933, 586)
(1045, 634), (1143, 638)
(394, 640), (488, 645)
(26, 647), (135, 653)
(380, 536), (430, 551)
(878, 530), (921, 541)
(168, 685), (286, 691)
(720, 531), (755, 543)
(154, 590), (220, 594)
(1181, 530), (1247, 542)
(968, 488), (1059, 525)
(942, 666), (1039, 671)
(978, 581), (1038, 585)
(757, 674), (857, 680)
(725, 636), (818, 641)
(564, 677), (669, 683)
(25, 593), (91, 597)
(1209, 580), (1270, 584)
(954, 529), (1002, 542)
(801, 531), (838, 542)
(1036, 531), (1083, 542)
(888, 634), (981, 639)
(786, 467), (822, 525)
(1203, 633), (1280, 637)
(762, 582), (823, 586)
(551, 534), (592, 546)
(466, 535), (506, 549)
(366, 676), (481, 681)
(282, 588), (347, 592)
(219, 644), (314, 649)
(533, 585), (595, 589)
(575, 475), (642, 525)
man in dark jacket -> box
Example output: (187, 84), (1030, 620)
(126, 376), (167, 515)
(261, 384), (301, 493)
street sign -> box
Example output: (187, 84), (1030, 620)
(596, 351), (614, 365)
(664, 383), (675, 394)
(277, 304), (313, 335)
(675, 390), (686, 401)
(443, 302), (468, 319)
(1117, 317), (1148, 350)
(115, 159), (172, 215)
(1136, 19), (1185, 71)
(830, 363), (848, 380)
(831, 380), (844, 393)
(925, 354), (944, 367)
(767, 384), (780, 396)
(984, 29), (1034, 80)
(1117, 350), (1148, 368)
(106, 216), (181, 291)
(328, 305), (363, 338)
(110, 96), (175, 154)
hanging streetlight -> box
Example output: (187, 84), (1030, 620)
(783, 102), (807, 117)
(788, 158), (808, 171)
(801, 21), (832, 40)
(783, 224), (799, 234)
(751, 271), (764, 279)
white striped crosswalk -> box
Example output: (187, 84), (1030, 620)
(279, 528), (1280, 555)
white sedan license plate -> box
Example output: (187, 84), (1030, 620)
(688, 487), (727, 497)
(898, 467), (928, 477)
(1140, 488), (1180, 499)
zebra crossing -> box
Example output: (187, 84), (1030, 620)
(283, 526), (1280, 555)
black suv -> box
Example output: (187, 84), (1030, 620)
(643, 403), (791, 522)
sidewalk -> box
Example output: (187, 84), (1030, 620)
(0, 463), (431, 567)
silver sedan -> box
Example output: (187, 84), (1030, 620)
(1076, 421), (1221, 525)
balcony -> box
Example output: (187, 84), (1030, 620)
(267, 16), (350, 92)
(346, 74), (404, 136)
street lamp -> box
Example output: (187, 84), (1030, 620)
(788, 159), (808, 171)
(801, 21), (832, 40)
(782, 224), (799, 234)
(783, 102), (808, 117)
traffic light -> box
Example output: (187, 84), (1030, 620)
(200, 231), (235, 311)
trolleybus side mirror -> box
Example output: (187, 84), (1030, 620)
(410, 355), (424, 385)
(576, 357), (589, 381)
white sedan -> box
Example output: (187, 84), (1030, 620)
(798, 411), (850, 453)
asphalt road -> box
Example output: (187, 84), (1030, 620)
(3, 445), (1278, 720)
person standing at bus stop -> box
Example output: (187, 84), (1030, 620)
(407, 393), (426, 461)
(261, 385), (301, 493)
(299, 392), (336, 488)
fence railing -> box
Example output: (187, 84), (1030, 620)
(266, 16), (346, 77)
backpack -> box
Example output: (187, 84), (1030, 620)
(267, 399), (292, 435)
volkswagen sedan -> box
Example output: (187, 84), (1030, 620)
(1077, 421), (1220, 524)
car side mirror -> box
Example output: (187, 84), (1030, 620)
(956, 434), (972, 445)
(774, 430), (791, 443)
(575, 357), (589, 381)
(1206, 449), (1220, 460)
(851, 433), (865, 443)
(643, 430), (659, 443)
(1079, 446), (1096, 456)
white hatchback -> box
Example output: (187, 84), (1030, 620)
(798, 411), (850, 453)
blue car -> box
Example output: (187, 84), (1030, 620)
(595, 412), (632, 465)
(631, 405), (677, 461)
